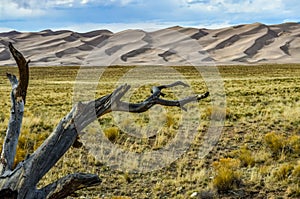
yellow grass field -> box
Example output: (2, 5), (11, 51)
(0, 64), (299, 198)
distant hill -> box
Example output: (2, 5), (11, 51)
(1, 22), (300, 66)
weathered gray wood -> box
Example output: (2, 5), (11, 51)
(0, 43), (209, 199)
(0, 73), (23, 174)
(0, 42), (29, 175)
(39, 173), (101, 199)
(8, 42), (30, 105)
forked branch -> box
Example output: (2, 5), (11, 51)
(114, 82), (209, 112)
(0, 43), (209, 199)
(73, 82), (209, 131)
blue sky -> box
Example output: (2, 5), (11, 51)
(0, 0), (299, 33)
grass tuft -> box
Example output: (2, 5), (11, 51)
(212, 158), (242, 192)
(273, 163), (294, 181)
(103, 127), (120, 142)
(231, 145), (255, 167)
(264, 132), (286, 157)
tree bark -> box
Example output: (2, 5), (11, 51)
(0, 42), (29, 174)
(0, 43), (209, 199)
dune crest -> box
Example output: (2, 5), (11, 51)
(0, 23), (299, 66)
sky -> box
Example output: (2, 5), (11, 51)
(0, 0), (299, 33)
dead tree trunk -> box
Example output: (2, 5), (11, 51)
(0, 43), (209, 199)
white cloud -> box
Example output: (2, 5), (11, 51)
(94, 0), (142, 6)
(185, 0), (209, 4)
(49, 0), (74, 6)
(9, 0), (75, 8)
(0, 0), (298, 32)
(0, 1), (45, 19)
(184, 0), (284, 13)
(226, 0), (284, 13)
(7, 0), (141, 9)
(80, 0), (89, 4)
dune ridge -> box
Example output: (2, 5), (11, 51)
(0, 22), (299, 66)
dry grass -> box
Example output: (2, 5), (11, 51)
(0, 64), (299, 198)
(212, 158), (242, 192)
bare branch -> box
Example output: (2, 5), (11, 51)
(73, 81), (209, 131)
(0, 43), (209, 198)
(8, 42), (29, 104)
(25, 81), (208, 186)
(40, 173), (101, 199)
(112, 81), (209, 113)
(0, 43), (29, 174)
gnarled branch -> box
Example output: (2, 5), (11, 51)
(0, 43), (209, 199)
(73, 82), (209, 132)
(39, 173), (101, 199)
(0, 43), (29, 175)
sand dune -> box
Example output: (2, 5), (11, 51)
(0, 22), (299, 66)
